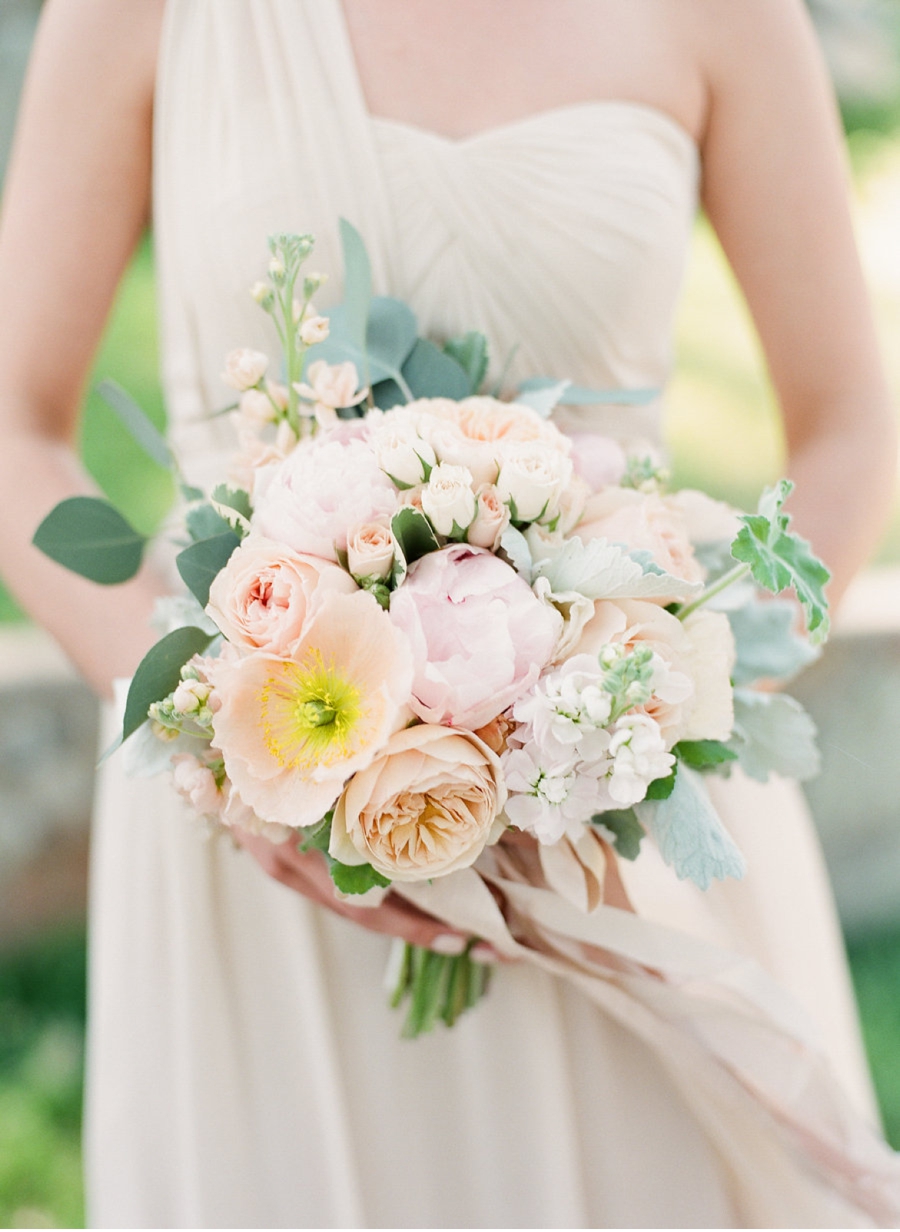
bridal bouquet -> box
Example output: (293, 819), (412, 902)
(34, 226), (831, 1035)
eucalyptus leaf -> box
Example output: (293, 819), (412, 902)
(516, 376), (659, 407)
(401, 337), (472, 401)
(730, 479), (831, 644)
(96, 379), (174, 471)
(33, 496), (147, 584)
(728, 688), (820, 783)
(338, 217), (372, 350)
(443, 331), (489, 392)
(122, 625), (215, 741)
(312, 296), (418, 395)
(176, 531), (241, 606)
(727, 599), (819, 685)
(391, 507), (440, 567)
(635, 765), (746, 889)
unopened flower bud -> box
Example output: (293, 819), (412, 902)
(299, 314), (330, 345)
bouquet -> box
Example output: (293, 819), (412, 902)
(35, 225), (831, 1036)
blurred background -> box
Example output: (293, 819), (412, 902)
(1, 1), (899, 1225)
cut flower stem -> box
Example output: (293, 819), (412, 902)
(675, 562), (751, 622)
(390, 939), (492, 1037)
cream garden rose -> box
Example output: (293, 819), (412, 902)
(329, 724), (506, 881)
(496, 443), (573, 524)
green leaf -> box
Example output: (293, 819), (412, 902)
(443, 331), (489, 392)
(338, 217), (372, 351)
(33, 496), (147, 584)
(96, 379), (174, 471)
(176, 531), (241, 606)
(391, 507), (440, 566)
(330, 861), (391, 895)
(635, 765), (746, 890)
(402, 337), (472, 400)
(515, 376), (659, 414)
(312, 296), (418, 399)
(727, 688), (820, 783)
(592, 808), (645, 860)
(673, 740), (738, 771)
(186, 504), (232, 542)
(123, 625), (215, 741)
(210, 484), (252, 521)
(727, 599), (819, 685)
(299, 815), (391, 894)
(730, 479), (831, 644)
(645, 767), (678, 800)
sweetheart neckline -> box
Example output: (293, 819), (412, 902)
(367, 98), (701, 156)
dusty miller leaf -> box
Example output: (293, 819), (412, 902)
(635, 765), (746, 890)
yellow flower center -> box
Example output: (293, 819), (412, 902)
(260, 650), (365, 775)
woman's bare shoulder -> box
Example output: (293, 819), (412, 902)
(31, 0), (165, 102)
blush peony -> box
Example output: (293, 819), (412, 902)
(252, 435), (399, 562)
(329, 724), (506, 881)
(389, 544), (562, 730)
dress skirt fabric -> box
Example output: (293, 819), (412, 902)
(84, 2), (895, 1225)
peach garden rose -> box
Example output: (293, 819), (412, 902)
(329, 724), (506, 881)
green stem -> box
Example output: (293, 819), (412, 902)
(675, 562), (751, 621)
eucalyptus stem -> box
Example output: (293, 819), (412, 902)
(675, 562), (751, 621)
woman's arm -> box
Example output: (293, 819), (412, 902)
(0, 0), (478, 954)
(695, 0), (896, 606)
(0, 0), (167, 696)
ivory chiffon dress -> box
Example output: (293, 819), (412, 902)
(84, 2), (897, 1227)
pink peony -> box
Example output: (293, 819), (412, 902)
(252, 436), (399, 562)
(206, 534), (357, 656)
(389, 544), (562, 730)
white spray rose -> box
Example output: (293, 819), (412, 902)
(421, 464), (477, 536)
(370, 422), (437, 487)
(496, 444), (573, 524)
(347, 521), (395, 581)
(466, 483), (510, 550)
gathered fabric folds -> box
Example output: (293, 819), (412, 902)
(84, 1), (899, 1226)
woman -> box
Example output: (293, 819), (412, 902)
(0, 0), (896, 1226)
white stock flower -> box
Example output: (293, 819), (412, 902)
(502, 746), (604, 845)
(238, 388), (278, 427)
(496, 444), (573, 524)
(295, 360), (367, 414)
(223, 348), (269, 392)
(513, 655), (614, 764)
(604, 713), (673, 806)
(421, 463), (477, 536)
(298, 314), (330, 345)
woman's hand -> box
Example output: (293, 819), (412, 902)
(233, 827), (500, 959)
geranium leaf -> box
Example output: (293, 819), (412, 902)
(391, 507), (440, 566)
(186, 504), (232, 542)
(176, 531), (241, 606)
(635, 765), (746, 889)
(33, 496), (147, 584)
(592, 808), (646, 860)
(210, 484), (253, 521)
(730, 479), (831, 644)
(673, 740), (738, 771)
(123, 625), (215, 741)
